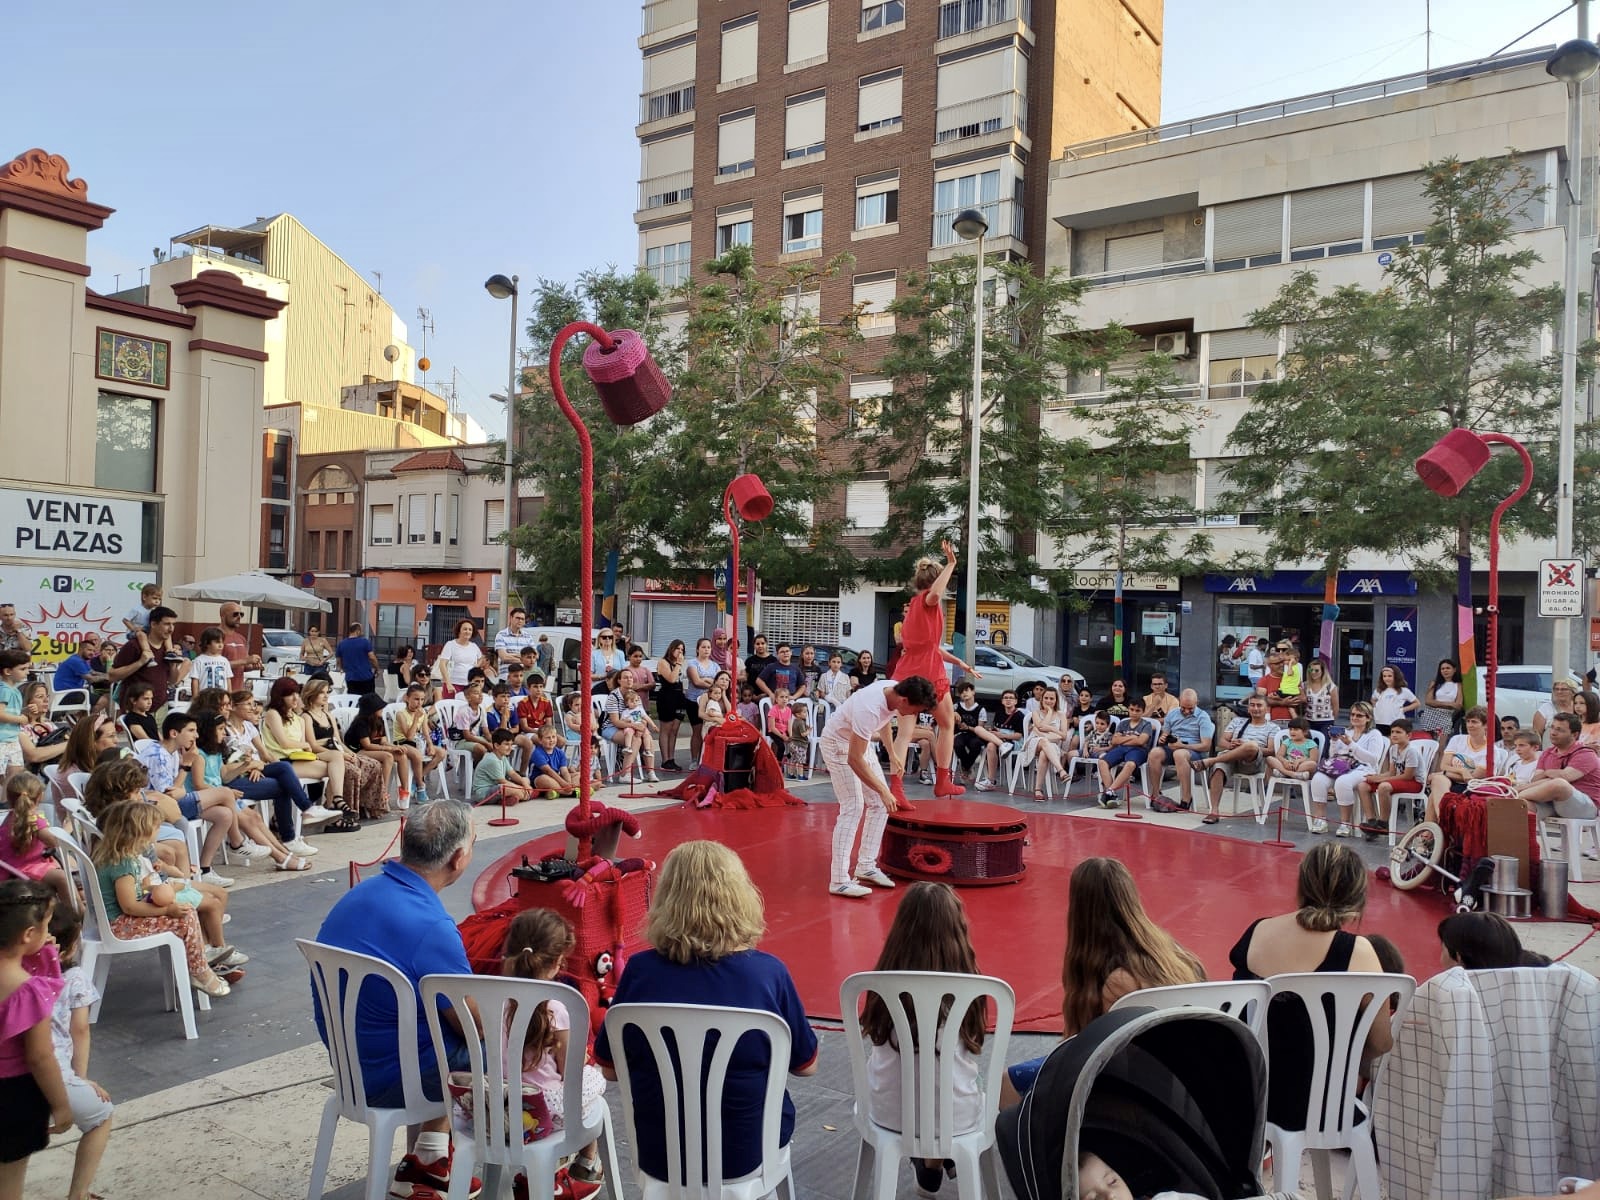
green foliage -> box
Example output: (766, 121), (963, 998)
(1224, 155), (1586, 573)
(871, 257), (1212, 605)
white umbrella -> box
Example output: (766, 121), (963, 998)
(167, 571), (332, 613)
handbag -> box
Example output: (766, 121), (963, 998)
(1317, 756), (1352, 778)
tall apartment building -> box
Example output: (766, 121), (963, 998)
(1041, 49), (1576, 699)
(632, 0), (1162, 657)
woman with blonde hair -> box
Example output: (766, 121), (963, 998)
(890, 539), (979, 803)
(1229, 840), (1393, 1128)
(592, 841), (818, 1183)
(1000, 857), (1203, 1106)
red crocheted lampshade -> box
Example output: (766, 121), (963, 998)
(728, 472), (774, 521)
(582, 329), (671, 426)
(1416, 427), (1490, 498)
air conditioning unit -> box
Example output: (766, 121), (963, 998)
(1154, 331), (1190, 357)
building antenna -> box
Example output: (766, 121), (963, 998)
(1424, 0), (1430, 74)
(372, 269), (383, 295)
(416, 307), (435, 392)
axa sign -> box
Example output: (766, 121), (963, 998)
(1349, 577), (1385, 595)
(1226, 578), (1258, 592)
(1387, 619), (1414, 634)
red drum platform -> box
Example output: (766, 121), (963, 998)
(472, 803), (1452, 1032)
(881, 800), (1027, 885)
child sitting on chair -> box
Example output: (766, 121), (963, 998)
(1265, 716), (1320, 783)
(765, 687), (795, 763)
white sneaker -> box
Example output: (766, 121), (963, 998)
(830, 882), (872, 899)
(1309, 819), (1328, 834)
(284, 838), (320, 857)
(302, 805), (340, 823)
(645, 772), (660, 783)
(198, 868), (234, 888)
(975, 780), (997, 792)
(855, 866), (896, 889)
(236, 837), (273, 861)
(1335, 823), (1354, 838)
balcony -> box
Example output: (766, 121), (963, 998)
(937, 0), (1030, 40)
(934, 91), (1026, 149)
(638, 170), (694, 213)
(931, 198), (1024, 249)
(640, 0), (696, 45)
(639, 82), (695, 127)
(1077, 258), (1206, 289)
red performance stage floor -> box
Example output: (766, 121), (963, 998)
(472, 803), (1450, 1033)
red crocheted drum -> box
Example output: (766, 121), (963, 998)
(582, 328), (671, 426)
(880, 800), (1027, 886)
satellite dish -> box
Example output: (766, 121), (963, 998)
(383, 345), (400, 363)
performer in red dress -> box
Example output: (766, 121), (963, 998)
(891, 539), (980, 802)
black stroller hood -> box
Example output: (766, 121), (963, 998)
(997, 1006), (1267, 1200)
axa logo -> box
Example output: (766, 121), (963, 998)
(1350, 577), (1384, 594)
(1387, 619), (1414, 633)
(1226, 578), (1258, 592)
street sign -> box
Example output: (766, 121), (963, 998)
(1539, 558), (1585, 618)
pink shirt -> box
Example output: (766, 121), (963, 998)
(521, 1000), (570, 1096)
(0, 817), (52, 879)
(0, 975), (63, 1075)
(1537, 742), (1600, 804)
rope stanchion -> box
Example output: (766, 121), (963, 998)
(1262, 797), (1295, 848)
(485, 786), (519, 828)
(347, 816), (406, 889)
(1113, 785), (1144, 821)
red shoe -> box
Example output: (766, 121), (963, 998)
(888, 773), (916, 813)
(934, 767), (965, 798)
(392, 1153), (482, 1199)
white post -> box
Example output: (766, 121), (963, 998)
(501, 277), (520, 636)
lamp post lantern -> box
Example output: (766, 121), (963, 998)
(722, 474), (774, 663)
(485, 273), (520, 637)
(953, 207), (989, 664)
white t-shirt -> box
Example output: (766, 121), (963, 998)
(191, 653), (233, 693)
(1442, 734), (1493, 774)
(50, 965), (99, 1080)
(1224, 717), (1279, 751)
(1385, 741), (1428, 778)
(1509, 755), (1539, 783)
(1371, 687), (1418, 725)
(822, 680), (896, 747)
(866, 1040), (982, 1135)
(1246, 646), (1266, 682)
(436, 640), (484, 687)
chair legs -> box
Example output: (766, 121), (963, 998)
(307, 1093), (341, 1200)
(366, 1112), (407, 1200)
(596, 1108), (626, 1200)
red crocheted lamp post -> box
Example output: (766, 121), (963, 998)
(722, 473), (773, 660)
(545, 322), (672, 859)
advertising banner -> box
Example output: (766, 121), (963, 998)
(0, 564), (156, 665)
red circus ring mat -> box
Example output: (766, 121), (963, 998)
(472, 803), (1451, 1033)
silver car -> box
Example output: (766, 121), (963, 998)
(953, 643), (1085, 709)
(260, 628), (306, 665)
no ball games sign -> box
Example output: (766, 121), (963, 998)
(1539, 558), (1585, 619)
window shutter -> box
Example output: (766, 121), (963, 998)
(369, 504), (395, 544)
(1371, 173), (1430, 238)
(936, 48), (1006, 106)
(785, 93), (826, 152)
(718, 112), (755, 170)
(852, 272), (896, 313)
(720, 16), (759, 84)
(642, 133), (693, 177)
(484, 499), (506, 542)
(1212, 196), (1283, 259)
(643, 41), (695, 91)
(406, 494), (428, 541)
(846, 480), (890, 530)
(787, 0), (828, 63)
(1207, 328), (1278, 359)
(1102, 230), (1164, 272)
(1289, 182), (1364, 247)
(641, 222), (691, 252)
(858, 69), (902, 128)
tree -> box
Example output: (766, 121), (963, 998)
(870, 256), (1212, 661)
(1224, 155), (1584, 695)
(655, 244), (863, 593)
(504, 267), (683, 609)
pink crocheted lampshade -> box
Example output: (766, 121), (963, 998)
(728, 473), (774, 521)
(582, 329), (671, 426)
(1415, 427), (1490, 497)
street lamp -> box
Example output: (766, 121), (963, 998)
(1416, 427), (1534, 751)
(1546, 35), (1600, 677)
(485, 273), (519, 638)
(723, 474), (774, 663)
(954, 206), (989, 665)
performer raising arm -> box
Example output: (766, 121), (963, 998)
(820, 676), (937, 899)
(891, 540), (979, 802)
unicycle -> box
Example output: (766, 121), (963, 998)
(1390, 821), (1446, 890)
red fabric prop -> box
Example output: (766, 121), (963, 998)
(1437, 793), (1600, 922)
(659, 717), (804, 809)
(458, 897), (526, 975)
(564, 799), (642, 860)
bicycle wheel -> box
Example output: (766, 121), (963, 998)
(1390, 820), (1445, 890)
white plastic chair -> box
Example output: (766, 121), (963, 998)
(420, 974), (624, 1200)
(1264, 971), (1416, 1200)
(48, 686), (90, 721)
(1386, 738), (1439, 846)
(1261, 729), (1327, 827)
(837, 971), (1014, 1200)
(432, 699), (477, 797)
(1005, 712), (1046, 797)
(590, 696), (620, 781)
(58, 797), (100, 851)
(1063, 715), (1099, 788)
(385, 702), (450, 802)
(52, 827), (208, 1038)
(1108, 979), (1272, 1039)
(603, 1002), (797, 1200)
(298, 939), (448, 1200)
(973, 719), (1016, 792)
(1539, 815), (1600, 882)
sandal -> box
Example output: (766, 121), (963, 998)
(275, 854), (312, 871)
(1033, 789), (1045, 801)
(324, 811), (362, 833)
(1202, 814), (1220, 825)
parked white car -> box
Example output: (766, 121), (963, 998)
(949, 643), (1086, 708)
(1473, 665), (1553, 729)
(260, 628), (305, 664)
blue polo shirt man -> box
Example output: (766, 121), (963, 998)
(53, 637), (104, 693)
(335, 622), (379, 697)
(312, 803), (475, 1107)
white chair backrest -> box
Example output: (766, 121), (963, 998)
(1413, 738), (1439, 775)
(49, 827), (103, 927)
(57, 797), (100, 851)
(838, 970), (1015, 1158)
(758, 696), (773, 733)
(333, 706), (357, 736)
(297, 938), (439, 1124)
(604, 1002), (791, 1195)
(328, 692), (362, 710)
(1076, 714), (1093, 742)
(1266, 972), (1416, 1140)
(419, 974), (599, 1162)
(1274, 729), (1328, 756)
(380, 702), (406, 743)
(1109, 979), (1272, 1037)
(42, 764), (59, 787)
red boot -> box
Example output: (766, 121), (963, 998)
(934, 767), (965, 798)
(888, 773), (916, 812)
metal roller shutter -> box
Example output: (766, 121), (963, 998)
(1213, 195), (1284, 259)
(757, 599), (841, 648)
(1371, 173), (1431, 238)
(1289, 183), (1364, 247)
(646, 601), (712, 657)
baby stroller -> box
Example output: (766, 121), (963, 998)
(997, 1006), (1296, 1200)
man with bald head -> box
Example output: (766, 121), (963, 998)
(1147, 687), (1215, 812)
(219, 603), (262, 691)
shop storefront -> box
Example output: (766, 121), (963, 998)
(1205, 570), (1418, 703)
(369, 572), (500, 659)
(1061, 572), (1183, 692)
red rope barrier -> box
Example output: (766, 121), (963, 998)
(347, 816), (406, 889)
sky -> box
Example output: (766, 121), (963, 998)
(2, 0), (1582, 438)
